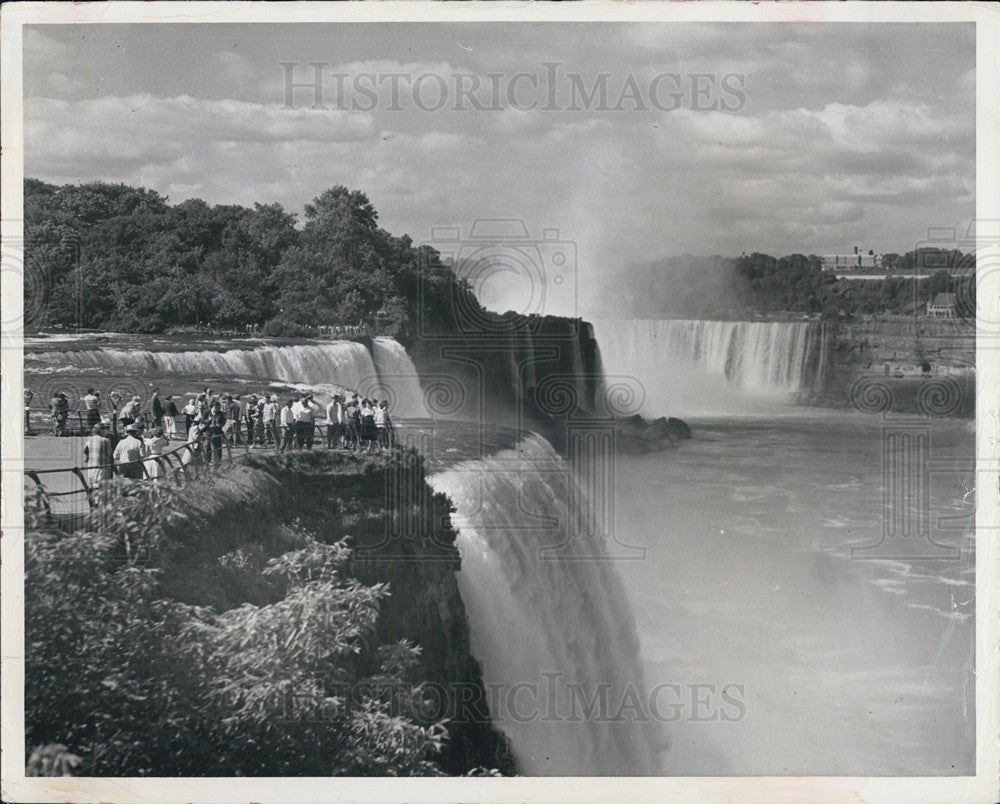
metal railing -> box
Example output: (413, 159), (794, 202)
(24, 422), (393, 522)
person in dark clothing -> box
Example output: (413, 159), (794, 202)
(345, 395), (361, 451)
(244, 395), (258, 446)
(150, 389), (164, 428)
(164, 395), (179, 438)
(203, 401), (227, 464)
(229, 396), (242, 444)
(50, 392), (69, 436)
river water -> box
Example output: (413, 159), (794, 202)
(607, 409), (974, 775)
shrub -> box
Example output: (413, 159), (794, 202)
(24, 488), (447, 776)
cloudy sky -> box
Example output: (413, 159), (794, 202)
(23, 22), (974, 315)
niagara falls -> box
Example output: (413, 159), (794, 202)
(6, 12), (993, 804)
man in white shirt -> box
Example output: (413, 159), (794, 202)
(113, 423), (147, 479)
(293, 395), (318, 450)
(279, 399), (296, 452)
(263, 395), (279, 448)
(325, 397), (340, 448)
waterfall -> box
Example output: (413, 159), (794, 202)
(370, 337), (431, 418)
(26, 339), (438, 418)
(592, 318), (827, 416)
(428, 433), (664, 775)
(26, 341), (377, 387)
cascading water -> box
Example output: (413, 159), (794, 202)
(592, 318), (826, 417)
(370, 337), (431, 418)
(26, 339), (442, 417)
(428, 433), (664, 775)
(27, 341), (379, 388)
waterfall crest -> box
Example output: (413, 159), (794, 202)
(370, 337), (431, 418)
(27, 339), (437, 417)
(429, 433), (663, 775)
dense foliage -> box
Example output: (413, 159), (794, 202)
(594, 250), (975, 319)
(24, 179), (485, 340)
(24, 481), (450, 776)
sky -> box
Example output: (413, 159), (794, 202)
(23, 22), (975, 316)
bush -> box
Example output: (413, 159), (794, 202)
(24, 484), (447, 776)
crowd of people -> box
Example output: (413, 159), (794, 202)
(29, 385), (398, 486)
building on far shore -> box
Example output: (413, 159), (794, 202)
(820, 250), (882, 272)
(926, 292), (957, 318)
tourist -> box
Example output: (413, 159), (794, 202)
(325, 396), (339, 448)
(24, 389), (34, 435)
(143, 426), (170, 480)
(381, 400), (395, 449)
(255, 396), (267, 444)
(82, 423), (113, 486)
(196, 393), (209, 423)
(81, 388), (102, 429)
(50, 392), (69, 436)
(345, 394), (361, 451)
(279, 399), (296, 451)
(244, 394), (258, 446)
(263, 394), (280, 448)
(375, 399), (391, 450)
(150, 388), (163, 428)
(221, 396), (236, 444)
(360, 398), (376, 452)
(181, 419), (203, 467)
(293, 394), (318, 450)
(113, 423), (147, 479)
(164, 395), (179, 438)
(229, 395), (243, 443)
(204, 400), (227, 464)
(334, 394), (347, 448)
(119, 395), (141, 428)
(182, 397), (197, 433)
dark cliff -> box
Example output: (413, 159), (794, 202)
(409, 314), (603, 436)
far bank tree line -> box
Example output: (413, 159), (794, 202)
(595, 251), (975, 320)
(24, 179), (486, 340)
(26, 178), (976, 332)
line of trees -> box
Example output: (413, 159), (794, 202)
(593, 250), (975, 319)
(24, 179), (485, 340)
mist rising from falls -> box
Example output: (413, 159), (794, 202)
(428, 434), (663, 775)
(593, 318), (827, 417)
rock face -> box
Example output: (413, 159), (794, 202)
(177, 451), (516, 775)
(409, 315), (694, 452)
(408, 314), (603, 425)
(804, 319), (975, 417)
